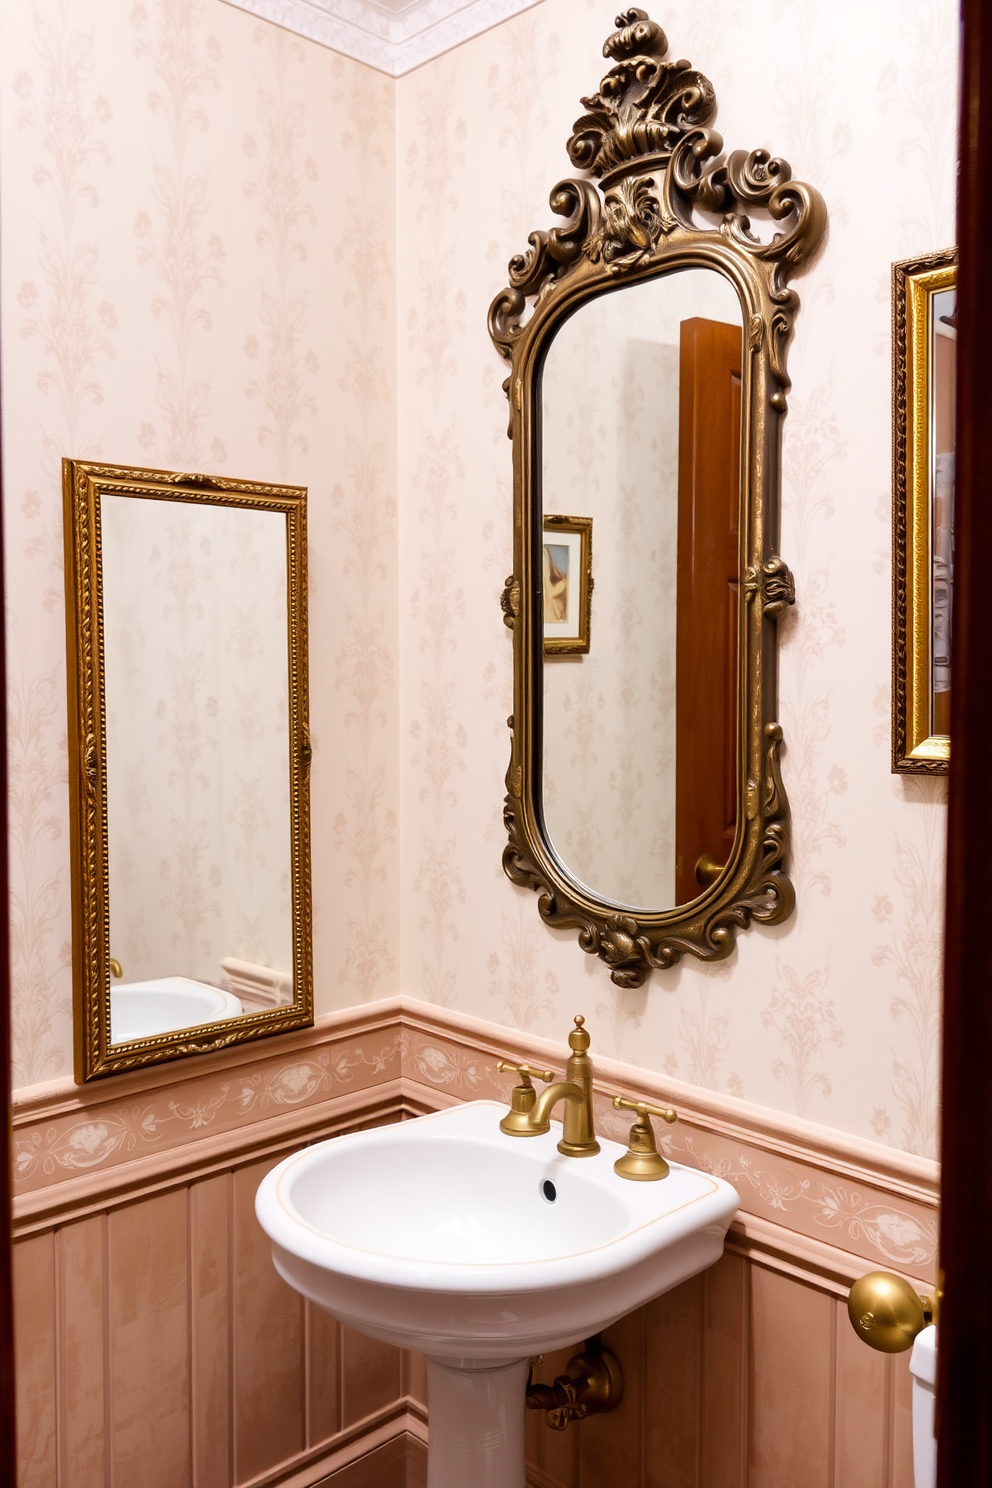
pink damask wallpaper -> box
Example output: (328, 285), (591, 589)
(393, 0), (955, 1158)
(3, 0), (956, 1162)
(1, 0), (400, 1085)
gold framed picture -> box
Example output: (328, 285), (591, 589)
(542, 514), (593, 656)
(892, 248), (956, 774)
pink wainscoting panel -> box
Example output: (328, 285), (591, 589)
(579, 1308), (644, 1487)
(12, 1232), (56, 1488)
(339, 1324), (405, 1429)
(190, 1174), (234, 1487)
(59, 1218), (108, 1488)
(107, 1188), (191, 1488)
(307, 1300), (343, 1446)
(643, 1271), (705, 1488)
(232, 1157), (306, 1482)
(748, 1265), (835, 1488)
(405, 1434), (429, 1488)
(890, 1346), (916, 1488)
(405, 1350), (428, 1413)
(833, 1291), (891, 1486)
(701, 1251), (749, 1488)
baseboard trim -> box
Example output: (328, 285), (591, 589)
(243, 1404), (428, 1487)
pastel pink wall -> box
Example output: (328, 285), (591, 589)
(3, 0), (957, 1161)
(1, 0), (401, 1087)
(394, 0), (956, 1158)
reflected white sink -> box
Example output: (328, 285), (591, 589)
(110, 976), (243, 1043)
(257, 1100), (738, 1360)
(257, 1101), (737, 1487)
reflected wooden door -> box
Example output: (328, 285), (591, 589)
(674, 316), (742, 905)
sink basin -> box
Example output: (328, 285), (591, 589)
(110, 976), (243, 1043)
(258, 1099), (738, 1487)
(256, 1100), (738, 1361)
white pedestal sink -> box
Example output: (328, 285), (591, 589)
(255, 1101), (738, 1488)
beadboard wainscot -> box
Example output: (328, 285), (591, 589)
(12, 998), (938, 1488)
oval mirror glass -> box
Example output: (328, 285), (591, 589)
(540, 267), (744, 912)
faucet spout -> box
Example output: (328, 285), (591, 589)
(528, 1081), (584, 1132)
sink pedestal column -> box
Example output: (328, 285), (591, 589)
(424, 1356), (530, 1488)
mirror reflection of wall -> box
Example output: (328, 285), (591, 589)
(101, 496), (294, 1040)
(540, 267), (743, 912)
(931, 286), (956, 737)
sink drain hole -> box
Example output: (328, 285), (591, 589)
(541, 1180), (557, 1204)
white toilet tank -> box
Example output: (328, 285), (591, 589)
(910, 1325), (937, 1488)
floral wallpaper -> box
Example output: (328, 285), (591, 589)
(1, 0), (399, 1085)
(3, 0), (956, 1162)
(394, 0), (956, 1159)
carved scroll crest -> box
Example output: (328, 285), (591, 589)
(489, 9), (825, 359)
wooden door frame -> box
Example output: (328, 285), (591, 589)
(938, 2), (992, 1480)
(0, 313), (17, 1484)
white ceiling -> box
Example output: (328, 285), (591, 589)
(220, 0), (543, 76)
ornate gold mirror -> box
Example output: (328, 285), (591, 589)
(489, 9), (825, 986)
(63, 460), (313, 1079)
(892, 249), (956, 774)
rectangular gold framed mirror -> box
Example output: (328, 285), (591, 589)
(893, 249), (956, 774)
(63, 459), (313, 1080)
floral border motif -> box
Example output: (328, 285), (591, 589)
(13, 1028), (400, 1189)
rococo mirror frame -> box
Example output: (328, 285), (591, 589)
(489, 8), (826, 987)
(63, 459), (314, 1080)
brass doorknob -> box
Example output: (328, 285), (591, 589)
(847, 1270), (936, 1353)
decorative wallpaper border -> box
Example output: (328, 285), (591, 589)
(12, 1005), (402, 1200)
(13, 997), (939, 1282)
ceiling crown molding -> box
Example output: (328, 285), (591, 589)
(220, 0), (543, 76)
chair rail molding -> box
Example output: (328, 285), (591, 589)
(219, 0), (543, 76)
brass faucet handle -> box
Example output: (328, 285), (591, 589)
(496, 1060), (555, 1084)
(612, 1095), (677, 1181)
(613, 1095), (677, 1124)
(497, 1060), (556, 1135)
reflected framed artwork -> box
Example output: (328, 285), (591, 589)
(543, 514), (592, 656)
(892, 249), (956, 775)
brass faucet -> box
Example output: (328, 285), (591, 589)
(497, 1015), (600, 1157)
